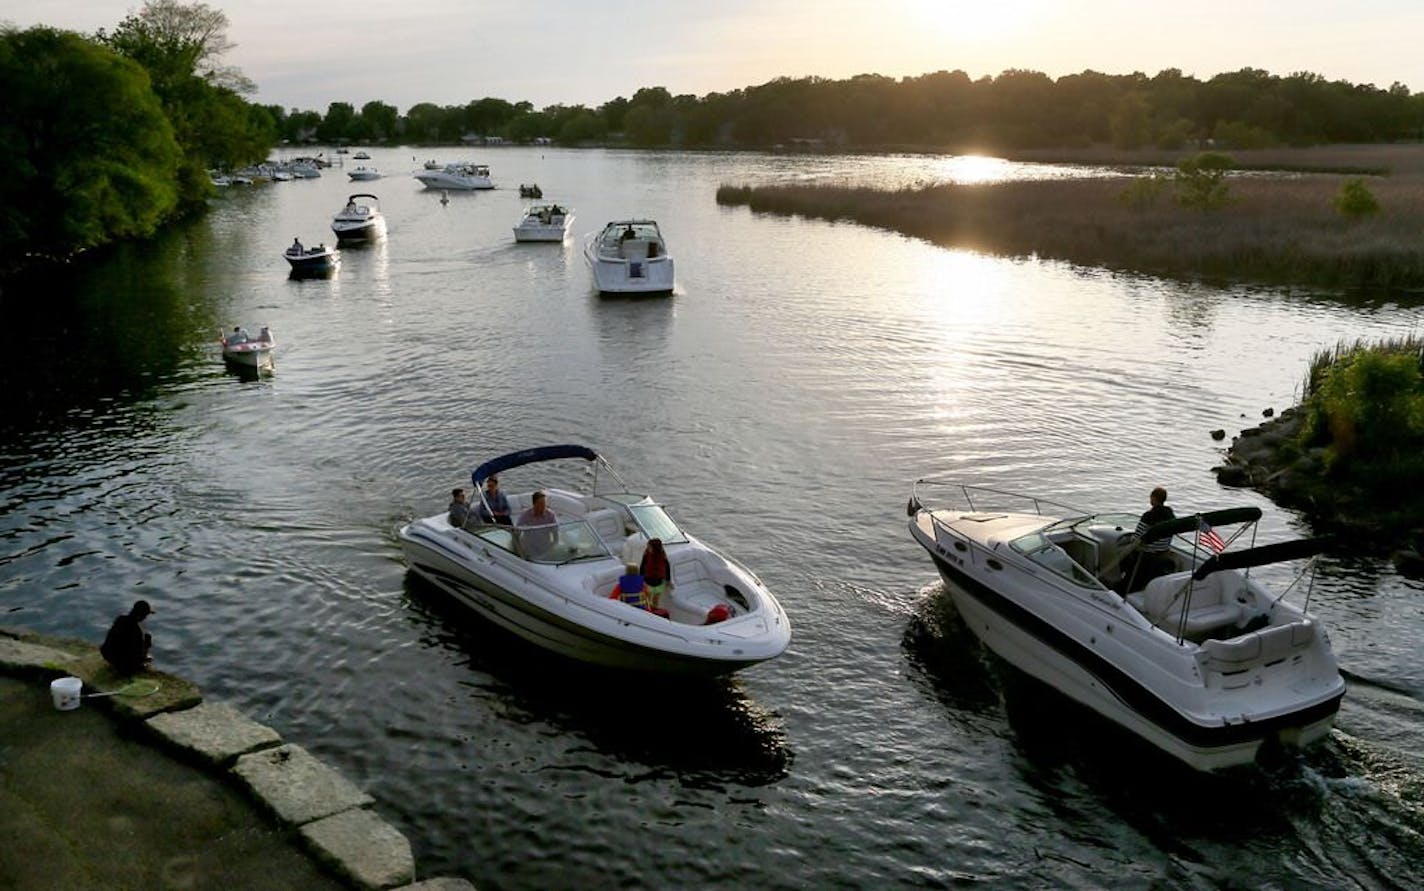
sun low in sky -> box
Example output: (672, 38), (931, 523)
(5, 0), (1420, 111)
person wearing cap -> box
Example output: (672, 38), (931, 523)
(100, 600), (153, 675)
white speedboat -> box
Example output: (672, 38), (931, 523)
(348, 166), (382, 181)
(414, 162), (493, 191)
(220, 327), (275, 371)
(353, 151), (371, 159)
(331, 193), (387, 241)
(398, 445), (791, 675)
(513, 203), (575, 243)
(584, 219), (675, 294)
(906, 481), (1344, 772)
(283, 241), (340, 275)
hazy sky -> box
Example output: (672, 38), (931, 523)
(7, 1), (1422, 113)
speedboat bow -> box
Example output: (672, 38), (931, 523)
(398, 445), (791, 675)
(220, 327), (275, 371)
(283, 242), (340, 275)
(906, 481), (1344, 772)
(331, 193), (387, 241)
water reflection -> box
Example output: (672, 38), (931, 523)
(401, 573), (792, 786)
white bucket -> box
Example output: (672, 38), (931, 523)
(50, 676), (82, 711)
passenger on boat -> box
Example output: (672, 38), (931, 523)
(609, 564), (670, 617)
(639, 538), (673, 606)
(516, 490), (558, 558)
(256, 326), (273, 343)
(620, 224), (636, 242)
(477, 475), (512, 526)
(448, 488), (471, 527)
(291, 237), (303, 254)
(228, 326), (249, 344)
(1125, 486), (1176, 589)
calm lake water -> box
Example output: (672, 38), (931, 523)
(4, 147), (1424, 890)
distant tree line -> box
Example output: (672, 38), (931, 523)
(275, 68), (1424, 150)
(0, 1), (277, 270)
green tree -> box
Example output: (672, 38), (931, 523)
(97, 1), (268, 200)
(0, 26), (181, 266)
(360, 101), (398, 141)
(1174, 151), (1234, 210)
(1334, 178), (1382, 219)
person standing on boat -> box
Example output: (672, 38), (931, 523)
(477, 475), (512, 526)
(639, 538), (673, 610)
(100, 600), (153, 675)
(516, 491), (558, 558)
(448, 488), (471, 528)
(1128, 486), (1176, 588)
(291, 236), (303, 254)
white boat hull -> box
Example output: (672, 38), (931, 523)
(414, 171), (493, 190)
(399, 518), (789, 675)
(908, 496), (1344, 772)
(331, 216), (386, 241)
(221, 342), (273, 370)
(587, 256), (674, 293)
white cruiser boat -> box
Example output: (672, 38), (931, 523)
(283, 241), (340, 275)
(513, 203), (575, 242)
(331, 193), (387, 241)
(584, 219), (674, 294)
(348, 166), (382, 181)
(398, 445), (791, 675)
(907, 481), (1344, 772)
(220, 327), (275, 371)
(414, 162), (493, 191)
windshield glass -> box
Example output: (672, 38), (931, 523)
(516, 519), (610, 564)
(1011, 531), (1099, 588)
(628, 504), (688, 544)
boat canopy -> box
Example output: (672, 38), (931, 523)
(472, 444), (599, 484)
(1191, 538), (1330, 581)
(1139, 507), (1263, 545)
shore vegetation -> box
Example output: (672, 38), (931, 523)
(715, 150), (1424, 290)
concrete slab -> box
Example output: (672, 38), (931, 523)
(233, 743), (373, 826)
(0, 636), (82, 674)
(301, 807), (416, 890)
(147, 700), (283, 767)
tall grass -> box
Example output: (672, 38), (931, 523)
(715, 172), (1424, 289)
(1299, 336), (1424, 494)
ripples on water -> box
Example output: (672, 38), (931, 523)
(3, 148), (1424, 889)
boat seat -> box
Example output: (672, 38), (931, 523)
(586, 508), (626, 544)
(1133, 570), (1248, 637)
(1198, 621), (1315, 679)
(621, 240), (649, 261)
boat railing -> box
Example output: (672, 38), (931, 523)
(909, 479), (1084, 519)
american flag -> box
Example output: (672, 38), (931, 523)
(1197, 518), (1226, 553)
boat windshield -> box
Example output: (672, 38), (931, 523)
(627, 503), (689, 545)
(518, 518), (612, 565)
(1011, 530), (1099, 588)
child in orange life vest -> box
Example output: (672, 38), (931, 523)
(609, 564), (669, 618)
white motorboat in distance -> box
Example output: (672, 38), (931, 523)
(584, 219), (674, 294)
(398, 445), (791, 675)
(331, 193), (387, 242)
(513, 203), (575, 242)
(283, 240), (340, 275)
(906, 481), (1344, 772)
(414, 162), (493, 191)
(348, 166), (382, 181)
(220, 326), (275, 371)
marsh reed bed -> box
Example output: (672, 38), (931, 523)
(717, 168), (1424, 290)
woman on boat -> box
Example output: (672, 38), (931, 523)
(639, 538), (673, 608)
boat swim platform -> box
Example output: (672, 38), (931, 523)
(0, 625), (474, 891)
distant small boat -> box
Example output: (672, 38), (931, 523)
(414, 162), (493, 191)
(423, 159), (441, 170)
(331, 193), (387, 242)
(220, 327), (275, 372)
(348, 166), (382, 181)
(513, 203), (574, 243)
(519, 183), (542, 199)
(283, 241), (340, 275)
(353, 151), (371, 160)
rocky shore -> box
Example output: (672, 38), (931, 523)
(1213, 406), (1424, 574)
